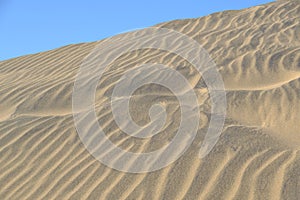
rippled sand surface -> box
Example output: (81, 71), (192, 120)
(0, 0), (300, 199)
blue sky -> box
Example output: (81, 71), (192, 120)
(1, 0), (274, 61)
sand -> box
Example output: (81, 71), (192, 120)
(0, 0), (300, 199)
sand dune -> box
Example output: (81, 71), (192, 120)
(1, 0), (300, 199)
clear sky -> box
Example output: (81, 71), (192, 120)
(1, 0), (274, 61)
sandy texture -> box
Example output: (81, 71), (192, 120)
(0, 0), (300, 199)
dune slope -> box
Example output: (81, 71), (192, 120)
(0, 0), (300, 199)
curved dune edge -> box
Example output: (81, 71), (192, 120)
(0, 0), (300, 199)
